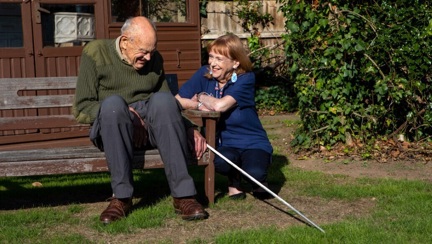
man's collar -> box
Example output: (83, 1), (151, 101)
(115, 36), (129, 65)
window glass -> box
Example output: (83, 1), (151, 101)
(111, 0), (187, 23)
(40, 4), (95, 47)
(0, 3), (23, 48)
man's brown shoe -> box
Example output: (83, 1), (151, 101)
(100, 197), (132, 224)
(173, 197), (209, 221)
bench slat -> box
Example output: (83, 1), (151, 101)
(0, 115), (81, 130)
(0, 130), (90, 146)
(0, 146), (159, 163)
(0, 146), (210, 177)
(0, 157), (167, 177)
(0, 95), (74, 110)
(0, 77), (76, 109)
(0, 77), (76, 91)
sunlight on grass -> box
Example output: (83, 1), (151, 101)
(212, 197), (254, 213)
(1, 160), (431, 243)
(204, 168), (432, 243)
(282, 119), (301, 127)
(49, 234), (92, 244)
(0, 207), (83, 242)
(101, 197), (175, 233)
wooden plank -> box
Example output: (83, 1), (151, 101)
(0, 94), (74, 110)
(0, 137), (91, 151)
(0, 158), (110, 177)
(0, 146), (158, 163)
(0, 130), (89, 145)
(0, 77), (76, 109)
(183, 110), (220, 118)
(0, 146), (210, 177)
(0, 156), (173, 177)
(0, 77), (76, 91)
(0, 115), (82, 130)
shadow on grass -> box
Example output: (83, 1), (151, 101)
(0, 155), (288, 211)
(212, 153), (289, 202)
(259, 199), (311, 227)
(267, 154), (289, 194)
(0, 169), (174, 211)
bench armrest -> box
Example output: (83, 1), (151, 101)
(182, 109), (220, 137)
(182, 109), (221, 119)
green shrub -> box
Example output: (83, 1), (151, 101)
(278, 0), (432, 149)
(254, 68), (298, 113)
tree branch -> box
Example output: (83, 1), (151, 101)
(364, 53), (386, 80)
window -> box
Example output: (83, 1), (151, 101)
(0, 3), (23, 48)
(111, 0), (187, 23)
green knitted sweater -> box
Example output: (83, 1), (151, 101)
(73, 39), (170, 124)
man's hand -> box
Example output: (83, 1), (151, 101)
(129, 107), (148, 148)
(187, 127), (207, 160)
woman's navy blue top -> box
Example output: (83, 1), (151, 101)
(178, 65), (273, 154)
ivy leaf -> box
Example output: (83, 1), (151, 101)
(318, 19), (329, 27)
(324, 47), (337, 56)
(286, 22), (300, 33)
(290, 63), (298, 72)
(365, 65), (376, 73)
(355, 43), (365, 51)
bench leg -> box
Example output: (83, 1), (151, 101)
(205, 162), (215, 204)
(204, 117), (217, 204)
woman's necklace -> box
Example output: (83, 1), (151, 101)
(215, 82), (225, 99)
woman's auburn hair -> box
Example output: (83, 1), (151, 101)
(205, 34), (253, 77)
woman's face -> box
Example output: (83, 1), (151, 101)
(208, 51), (239, 83)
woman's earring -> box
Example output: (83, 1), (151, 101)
(231, 70), (237, 83)
(209, 69), (213, 75)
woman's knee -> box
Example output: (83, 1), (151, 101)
(214, 147), (240, 175)
(244, 167), (267, 182)
(214, 156), (231, 174)
(242, 150), (271, 182)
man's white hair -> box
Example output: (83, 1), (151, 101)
(121, 17), (157, 38)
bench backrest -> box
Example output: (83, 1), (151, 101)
(0, 74), (179, 110)
(0, 77), (75, 110)
(0, 74), (179, 149)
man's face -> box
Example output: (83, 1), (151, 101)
(121, 35), (156, 70)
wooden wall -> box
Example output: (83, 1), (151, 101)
(106, 0), (202, 87)
(200, 1), (286, 67)
(201, 1), (285, 40)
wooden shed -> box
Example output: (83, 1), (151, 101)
(0, 0), (202, 84)
(0, 0), (202, 148)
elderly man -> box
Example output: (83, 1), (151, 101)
(73, 16), (208, 224)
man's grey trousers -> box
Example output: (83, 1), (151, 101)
(90, 92), (197, 199)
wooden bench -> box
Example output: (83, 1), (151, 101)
(0, 75), (220, 204)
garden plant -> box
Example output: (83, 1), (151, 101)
(278, 0), (432, 157)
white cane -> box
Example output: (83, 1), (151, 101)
(207, 144), (325, 233)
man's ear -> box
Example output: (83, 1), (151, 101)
(120, 36), (128, 50)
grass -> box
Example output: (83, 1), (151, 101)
(210, 179), (432, 243)
(1, 161), (431, 243)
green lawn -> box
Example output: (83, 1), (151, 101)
(1, 161), (431, 243)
